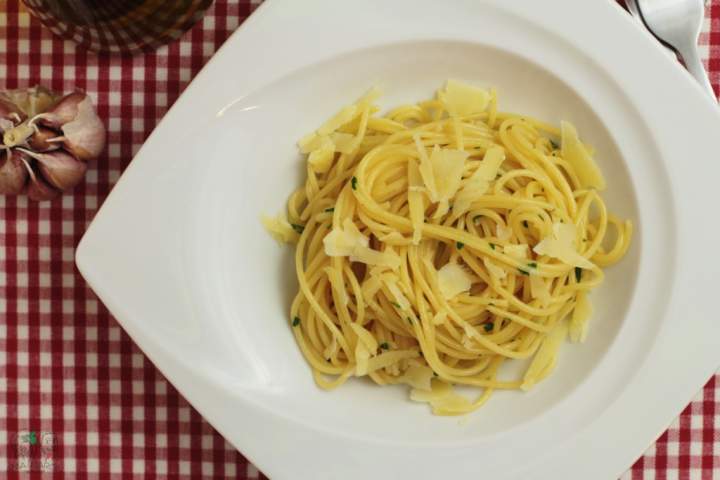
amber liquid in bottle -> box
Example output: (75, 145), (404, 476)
(22, 0), (213, 54)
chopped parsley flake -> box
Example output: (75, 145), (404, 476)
(351, 176), (358, 190)
(484, 322), (494, 332)
(379, 342), (389, 350)
(324, 207), (335, 213)
(456, 241), (465, 250)
(550, 139), (560, 149)
(575, 267), (582, 282)
(489, 243), (496, 250)
(292, 316), (301, 327)
(291, 223), (305, 234)
(527, 262), (538, 269)
(518, 268), (530, 276)
(390, 301), (402, 309)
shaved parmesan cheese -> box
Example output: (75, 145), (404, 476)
(410, 379), (451, 402)
(261, 214), (298, 243)
(361, 274), (383, 306)
(307, 135), (335, 173)
(437, 263), (473, 299)
(569, 291), (592, 343)
(560, 121), (606, 190)
(453, 146), (505, 215)
(440, 79), (491, 116)
(410, 379), (473, 415)
(382, 274), (411, 310)
(412, 134), (433, 184)
(521, 319), (568, 391)
(431, 393), (474, 416)
(330, 132), (356, 154)
(323, 218), (369, 257)
(400, 364), (434, 391)
(350, 246), (401, 268)
(533, 223), (593, 268)
(503, 244), (528, 259)
(355, 342), (371, 376)
(483, 258), (507, 280)
(418, 145), (467, 216)
(529, 275), (551, 305)
(301, 88), (380, 153)
(350, 323), (378, 353)
(319, 105), (358, 135)
(298, 132), (322, 154)
(366, 350), (419, 374)
(496, 224), (512, 241)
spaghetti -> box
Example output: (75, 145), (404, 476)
(263, 80), (632, 415)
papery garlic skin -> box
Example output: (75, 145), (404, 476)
(57, 96), (106, 161)
(0, 150), (29, 195)
(28, 126), (62, 152)
(26, 172), (61, 202)
(19, 148), (88, 191)
(32, 91), (87, 129)
(0, 86), (56, 118)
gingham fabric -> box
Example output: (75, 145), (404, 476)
(0, 1), (717, 479)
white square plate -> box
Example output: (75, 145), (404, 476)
(76, 1), (720, 478)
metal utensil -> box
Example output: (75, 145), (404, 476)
(626, 0), (715, 98)
(626, 0), (642, 18)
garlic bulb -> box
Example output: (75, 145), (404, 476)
(0, 86), (105, 201)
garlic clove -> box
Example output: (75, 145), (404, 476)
(1, 86), (56, 118)
(26, 170), (61, 201)
(0, 97), (26, 128)
(58, 95), (106, 161)
(21, 85), (56, 117)
(33, 90), (86, 129)
(17, 148), (87, 191)
(28, 126), (62, 152)
(18, 152), (60, 202)
(0, 150), (29, 195)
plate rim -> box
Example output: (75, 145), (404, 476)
(77, 0), (720, 478)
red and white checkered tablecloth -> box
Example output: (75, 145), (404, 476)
(0, 1), (717, 478)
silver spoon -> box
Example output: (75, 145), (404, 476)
(627, 0), (716, 98)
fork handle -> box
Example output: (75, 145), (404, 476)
(678, 44), (717, 100)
